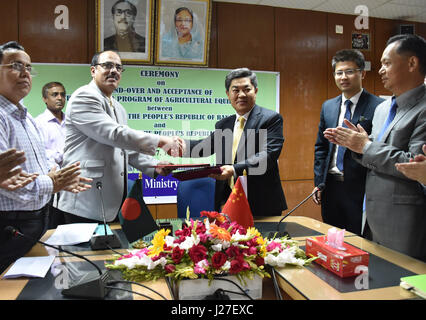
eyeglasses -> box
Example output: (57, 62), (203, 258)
(0, 61), (37, 76)
(333, 69), (361, 77)
(94, 62), (125, 73)
(50, 92), (66, 98)
(114, 9), (134, 17)
(175, 19), (193, 24)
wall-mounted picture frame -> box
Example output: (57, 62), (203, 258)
(96, 0), (154, 64)
(154, 0), (212, 67)
(351, 32), (370, 51)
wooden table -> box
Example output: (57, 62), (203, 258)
(265, 217), (426, 300)
(1, 216), (423, 300)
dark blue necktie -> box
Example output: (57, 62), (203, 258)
(336, 99), (352, 171)
(377, 97), (398, 142)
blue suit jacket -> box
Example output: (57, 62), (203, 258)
(314, 90), (384, 187)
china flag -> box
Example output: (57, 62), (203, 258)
(222, 176), (254, 229)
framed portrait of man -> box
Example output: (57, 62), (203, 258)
(96, 0), (154, 64)
(154, 0), (212, 66)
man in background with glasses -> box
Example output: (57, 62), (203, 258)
(35, 82), (67, 171)
(57, 50), (185, 224)
(35, 82), (68, 229)
(0, 41), (92, 273)
(104, 0), (145, 53)
(313, 49), (384, 236)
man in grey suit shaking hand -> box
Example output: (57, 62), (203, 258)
(324, 34), (426, 261)
(57, 50), (185, 224)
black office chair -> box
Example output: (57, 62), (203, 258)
(177, 177), (216, 218)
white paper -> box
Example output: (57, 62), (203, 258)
(2, 255), (55, 279)
(45, 223), (98, 246)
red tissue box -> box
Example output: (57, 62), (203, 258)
(305, 236), (369, 278)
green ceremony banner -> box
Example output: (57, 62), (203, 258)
(25, 64), (279, 203)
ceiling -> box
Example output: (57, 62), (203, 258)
(214, 0), (426, 23)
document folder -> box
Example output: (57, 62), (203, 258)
(400, 274), (426, 299)
(172, 165), (222, 181)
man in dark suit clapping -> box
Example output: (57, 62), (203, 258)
(313, 49), (384, 235)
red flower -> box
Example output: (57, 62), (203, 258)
(229, 256), (250, 274)
(173, 236), (185, 244)
(201, 211), (221, 220)
(229, 222), (246, 235)
(165, 264), (176, 274)
(255, 256), (265, 266)
(171, 246), (185, 264)
(188, 244), (208, 264)
(195, 223), (206, 235)
(243, 246), (258, 256)
(175, 226), (191, 238)
(201, 211), (227, 224)
(225, 246), (242, 258)
(211, 252), (227, 269)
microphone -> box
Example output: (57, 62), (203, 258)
(270, 183), (325, 238)
(90, 181), (122, 250)
(4, 226), (113, 299)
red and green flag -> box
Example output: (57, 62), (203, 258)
(118, 179), (158, 243)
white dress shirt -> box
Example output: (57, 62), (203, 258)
(35, 109), (66, 169)
(329, 89), (363, 175)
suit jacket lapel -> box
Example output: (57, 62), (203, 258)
(89, 80), (118, 122)
(222, 114), (236, 130)
(351, 90), (368, 124)
(237, 104), (260, 153)
(328, 97), (341, 155)
(380, 85), (425, 142)
(332, 96), (342, 127)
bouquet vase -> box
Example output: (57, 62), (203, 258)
(169, 274), (263, 300)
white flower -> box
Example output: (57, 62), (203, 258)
(222, 261), (231, 271)
(115, 256), (139, 269)
(204, 219), (211, 233)
(165, 235), (175, 247)
(211, 243), (223, 252)
(231, 230), (250, 242)
(264, 254), (278, 266)
(196, 259), (209, 269)
(147, 257), (167, 270)
(178, 234), (199, 250)
(265, 246), (306, 267)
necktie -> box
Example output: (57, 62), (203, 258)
(377, 97), (398, 142)
(336, 100), (352, 172)
(362, 97), (398, 221)
(229, 116), (245, 189)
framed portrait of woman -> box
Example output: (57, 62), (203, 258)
(154, 0), (212, 66)
(96, 0), (154, 64)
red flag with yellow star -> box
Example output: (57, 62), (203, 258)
(222, 176), (254, 229)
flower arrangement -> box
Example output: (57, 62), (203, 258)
(106, 211), (316, 285)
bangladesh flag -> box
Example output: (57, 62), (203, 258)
(118, 179), (158, 243)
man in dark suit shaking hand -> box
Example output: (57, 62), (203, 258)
(185, 68), (287, 217)
(313, 50), (384, 235)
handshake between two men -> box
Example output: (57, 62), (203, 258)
(51, 135), (187, 193)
